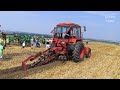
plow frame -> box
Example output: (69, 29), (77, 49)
(22, 49), (50, 74)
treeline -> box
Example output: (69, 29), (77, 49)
(6, 32), (53, 38)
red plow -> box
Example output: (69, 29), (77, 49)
(22, 49), (57, 74)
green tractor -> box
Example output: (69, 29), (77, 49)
(19, 35), (32, 46)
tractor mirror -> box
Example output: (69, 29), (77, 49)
(81, 26), (86, 32)
(84, 26), (86, 32)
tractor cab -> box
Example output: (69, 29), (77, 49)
(51, 23), (86, 40)
(51, 23), (86, 46)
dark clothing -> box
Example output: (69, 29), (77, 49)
(46, 42), (49, 44)
(36, 42), (40, 48)
(33, 38), (36, 42)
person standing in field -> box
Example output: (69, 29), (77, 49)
(33, 36), (37, 47)
(46, 38), (50, 49)
(30, 37), (34, 47)
(86, 42), (89, 46)
(2, 32), (6, 49)
(0, 36), (5, 50)
(0, 36), (4, 60)
(36, 39), (41, 48)
(0, 43), (4, 60)
(22, 41), (25, 48)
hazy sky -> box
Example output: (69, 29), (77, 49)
(0, 11), (120, 41)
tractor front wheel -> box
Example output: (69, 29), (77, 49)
(72, 41), (85, 62)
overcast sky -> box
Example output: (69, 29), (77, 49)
(0, 11), (120, 41)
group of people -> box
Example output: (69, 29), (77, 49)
(0, 34), (53, 61)
(30, 36), (41, 48)
(22, 36), (53, 49)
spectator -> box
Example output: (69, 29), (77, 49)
(31, 37), (34, 47)
(0, 36), (5, 50)
(86, 41), (89, 47)
(0, 43), (4, 60)
(33, 36), (37, 47)
(86, 42), (88, 45)
(22, 41), (25, 48)
(46, 38), (50, 49)
(36, 40), (41, 48)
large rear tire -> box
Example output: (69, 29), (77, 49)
(72, 41), (85, 62)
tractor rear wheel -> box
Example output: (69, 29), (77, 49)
(72, 41), (85, 62)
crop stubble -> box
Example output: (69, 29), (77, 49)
(0, 42), (120, 79)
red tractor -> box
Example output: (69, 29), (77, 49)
(22, 23), (91, 73)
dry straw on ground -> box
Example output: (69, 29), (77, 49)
(0, 42), (120, 79)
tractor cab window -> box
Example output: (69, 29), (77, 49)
(55, 26), (69, 33)
(54, 26), (70, 39)
(64, 28), (72, 39)
(73, 27), (80, 37)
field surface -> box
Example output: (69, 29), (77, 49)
(0, 42), (120, 79)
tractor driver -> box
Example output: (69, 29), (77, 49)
(64, 30), (72, 39)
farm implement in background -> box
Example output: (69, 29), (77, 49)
(22, 22), (91, 74)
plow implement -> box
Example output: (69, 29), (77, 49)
(22, 49), (57, 74)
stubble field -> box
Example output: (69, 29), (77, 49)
(0, 42), (120, 79)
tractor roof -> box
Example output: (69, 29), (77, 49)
(57, 23), (80, 27)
